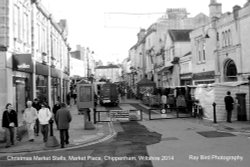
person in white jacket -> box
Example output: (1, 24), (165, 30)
(38, 103), (52, 142)
(23, 101), (38, 142)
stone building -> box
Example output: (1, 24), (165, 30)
(129, 8), (209, 87)
(190, 0), (250, 84)
(95, 64), (122, 83)
(0, 0), (70, 133)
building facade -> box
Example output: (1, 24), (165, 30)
(129, 8), (209, 87)
(95, 65), (122, 83)
(0, 0), (70, 131)
(190, 0), (250, 85)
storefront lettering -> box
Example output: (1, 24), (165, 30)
(17, 63), (30, 69)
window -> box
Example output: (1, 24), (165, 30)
(221, 29), (232, 48)
(198, 50), (202, 62)
(23, 13), (29, 43)
(222, 32), (225, 47)
(225, 31), (229, 46)
(228, 30), (232, 46)
(37, 23), (40, 51)
(196, 38), (205, 63)
(42, 27), (46, 52)
(13, 5), (20, 39)
(17, 6), (21, 40)
(202, 41), (206, 62)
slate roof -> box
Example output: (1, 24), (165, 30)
(168, 29), (192, 42)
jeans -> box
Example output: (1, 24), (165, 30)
(34, 119), (39, 135)
(4, 127), (15, 146)
(40, 124), (49, 142)
(59, 129), (69, 147)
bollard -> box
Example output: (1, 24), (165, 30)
(93, 107), (96, 124)
(49, 119), (54, 136)
(45, 119), (59, 147)
(212, 102), (217, 123)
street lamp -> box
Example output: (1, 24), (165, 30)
(204, 17), (220, 83)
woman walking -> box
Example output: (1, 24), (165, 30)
(2, 103), (18, 148)
(23, 101), (38, 142)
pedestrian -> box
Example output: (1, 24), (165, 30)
(161, 94), (167, 109)
(32, 98), (41, 136)
(2, 103), (18, 148)
(52, 100), (61, 128)
(55, 103), (72, 148)
(66, 93), (71, 106)
(23, 101), (38, 142)
(224, 91), (234, 123)
(38, 103), (52, 142)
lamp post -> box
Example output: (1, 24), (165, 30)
(204, 17), (219, 83)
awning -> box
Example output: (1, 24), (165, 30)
(158, 66), (173, 74)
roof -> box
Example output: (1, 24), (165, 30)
(168, 29), (192, 42)
(95, 64), (120, 69)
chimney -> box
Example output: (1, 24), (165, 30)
(137, 29), (146, 42)
(233, 5), (241, 20)
(209, 0), (222, 18)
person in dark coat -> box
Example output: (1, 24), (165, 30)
(32, 98), (41, 136)
(2, 103), (18, 147)
(52, 100), (61, 129)
(52, 100), (61, 116)
(55, 103), (72, 148)
(224, 91), (234, 123)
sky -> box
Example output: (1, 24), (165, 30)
(41, 0), (247, 65)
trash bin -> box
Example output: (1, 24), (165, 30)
(236, 93), (247, 121)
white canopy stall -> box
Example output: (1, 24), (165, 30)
(194, 81), (249, 122)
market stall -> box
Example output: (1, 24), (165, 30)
(194, 81), (249, 121)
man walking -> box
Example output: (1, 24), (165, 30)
(224, 91), (234, 123)
(2, 103), (18, 147)
(38, 103), (52, 142)
(55, 103), (72, 148)
(32, 98), (41, 136)
(23, 101), (38, 142)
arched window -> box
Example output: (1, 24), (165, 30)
(224, 59), (237, 82)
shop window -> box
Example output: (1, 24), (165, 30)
(36, 75), (48, 102)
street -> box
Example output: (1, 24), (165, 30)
(1, 102), (250, 167)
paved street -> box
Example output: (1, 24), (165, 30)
(0, 100), (250, 167)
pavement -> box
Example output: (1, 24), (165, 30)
(0, 104), (115, 155)
(1, 97), (250, 155)
(138, 103), (250, 135)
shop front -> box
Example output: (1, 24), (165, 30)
(193, 71), (215, 85)
(51, 68), (61, 105)
(62, 73), (70, 103)
(36, 62), (49, 103)
(12, 54), (33, 122)
(180, 73), (192, 86)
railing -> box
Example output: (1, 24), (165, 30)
(94, 109), (143, 123)
(148, 107), (192, 120)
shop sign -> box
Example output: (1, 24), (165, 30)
(13, 54), (33, 73)
(110, 110), (129, 121)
